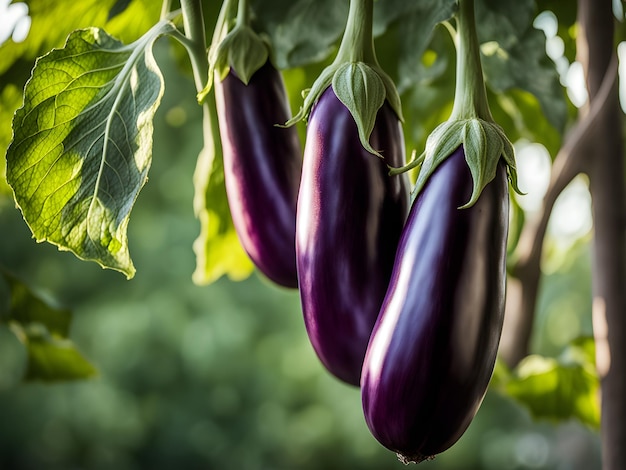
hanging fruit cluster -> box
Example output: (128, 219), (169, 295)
(203, 0), (520, 463)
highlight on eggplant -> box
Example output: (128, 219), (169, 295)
(296, 86), (410, 386)
(361, 146), (509, 462)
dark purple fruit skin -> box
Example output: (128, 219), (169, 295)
(361, 146), (509, 461)
(296, 87), (410, 386)
(215, 61), (302, 288)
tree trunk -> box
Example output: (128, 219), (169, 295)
(499, 42), (615, 369)
(578, 1), (626, 469)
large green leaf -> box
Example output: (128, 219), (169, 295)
(373, 0), (457, 93)
(192, 100), (254, 285)
(495, 337), (600, 429)
(476, 0), (567, 133)
(0, 0), (162, 189)
(6, 22), (176, 278)
(0, 0), (160, 80)
(251, 0), (349, 69)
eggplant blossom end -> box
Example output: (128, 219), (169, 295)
(397, 452), (436, 465)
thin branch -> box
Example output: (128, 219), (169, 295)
(516, 55), (617, 272)
(179, 0), (210, 93)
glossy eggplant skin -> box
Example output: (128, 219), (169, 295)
(361, 146), (509, 462)
(215, 61), (302, 288)
(296, 87), (410, 386)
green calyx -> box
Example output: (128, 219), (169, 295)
(212, 26), (269, 84)
(391, 118), (520, 207)
(390, 0), (521, 207)
(198, 0), (269, 103)
(285, 0), (402, 158)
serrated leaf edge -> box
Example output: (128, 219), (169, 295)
(7, 21), (177, 279)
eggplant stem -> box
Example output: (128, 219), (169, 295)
(449, 0), (493, 121)
(236, 0), (250, 27)
(180, 0), (209, 93)
(334, 0), (377, 65)
(388, 149), (424, 175)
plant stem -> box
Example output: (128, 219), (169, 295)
(160, 0), (172, 21)
(180, 0), (209, 92)
(236, 0), (250, 27)
(179, 0), (214, 242)
(449, 0), (493, 121)
(334, 0), (377, 64)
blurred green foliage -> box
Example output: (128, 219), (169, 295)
(0, 271), (97, 382)
(494, 337), (600, 429)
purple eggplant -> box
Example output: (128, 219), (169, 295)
(361, 146), (509, 462)
(296, 87), (410, 386)
(215, 61), (302, 288)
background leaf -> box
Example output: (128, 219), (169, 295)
(496, 337), (600, 429)
(373, 0), (457, 93)
(23, 327), (98, 381)
(490, 88), (563, 158)
(394, 27), (457, 173)
(0, 0), (160, 79)
(0, 85), (21, 199)
(370, 0), (566, 169)
(0, 271), (97, 382)
(2, 271), (71, 337)
(7, 24), (174, 278)
(251, 0), (349, 69)
(476, 0), (568, 133)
